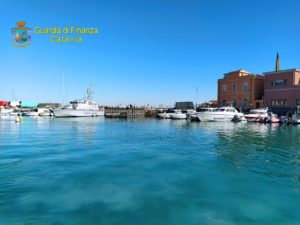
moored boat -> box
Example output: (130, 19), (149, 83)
(53, 87), (104, 118)
(53, 100), (104, 117)
(38, 108), (52, 116)
(157, 109), (174, 119)
(244, 108), (268, 122)
(0, 106), (14, 116)
(197, 107), (244, 122)
(22, 109), (39, 116)
(291, 106), (300, 124)
(259, 112), (280, 123)
(170, 109), (187, 120)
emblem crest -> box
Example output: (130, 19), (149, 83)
(12, 21), (31, 48)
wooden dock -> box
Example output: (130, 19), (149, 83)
(105, 107), (145, 118)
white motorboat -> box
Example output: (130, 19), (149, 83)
(244, 108), (268, 122)
(186, 109), (196, 117)
(197, 107), (244, 122)
(170, 109), (187, 120)
(22, 109), (39, 116)
(157, 109), (174, 119)
(185, 109), (198, 121)
(38, 108), (52, 116)
(158, 112), (171, 119)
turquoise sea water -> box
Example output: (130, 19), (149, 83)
(0, 117), (299, 225)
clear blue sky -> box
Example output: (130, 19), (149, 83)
(1, 0), (300, 107)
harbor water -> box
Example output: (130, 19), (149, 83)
(0, 117), (300, 225)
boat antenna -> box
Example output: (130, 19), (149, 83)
(86, 84), (94, 100)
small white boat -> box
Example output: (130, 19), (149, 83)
(22, 109), (39, 116)
(158, 112), (171, 119)
(244, 108), (268, 122)
(157, 109), (174, 119)
(0, 106), (14, 116)
(186, 109), (196, 117)
(197, 107), (244, 122)
(38, 108), (52, 116)
(170, 109), (187, 120)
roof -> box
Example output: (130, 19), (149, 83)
(263, 68), (300, 75)
(175, 101), (194, 110)
(224, 69), (251, 75)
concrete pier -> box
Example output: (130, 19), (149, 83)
(105, 107), (145, 118)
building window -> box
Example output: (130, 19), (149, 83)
(222, 84), (227, 92)
(296, 99), (300, 106)
(243, 82), (249, 92)
(271, 99), (288, 106)
(232, 83), (237, 92)
(221, 99), (226, 106)
(271, 100), (276, 106)
(271, 79), (287, 87)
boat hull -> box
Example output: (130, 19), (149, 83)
(53, 109), (104, 118)
(197, 113), (244, 122)
(158, 113), (171, 119)
(170, 113), (187, 120)
(22, 112), (39, 116)
(292, 114), (300, 124)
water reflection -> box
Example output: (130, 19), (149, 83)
(212, 122), (300, 185)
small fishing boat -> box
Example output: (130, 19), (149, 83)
(244, 108), (269, 122)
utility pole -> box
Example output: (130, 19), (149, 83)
(194, 86), (199, 109)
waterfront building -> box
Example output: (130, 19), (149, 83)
(174, 102), (194, 110)
(218, 69), (264, 110)
(263, 53), (300, 114)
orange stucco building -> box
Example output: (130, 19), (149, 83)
(218, 69), (264, 110)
